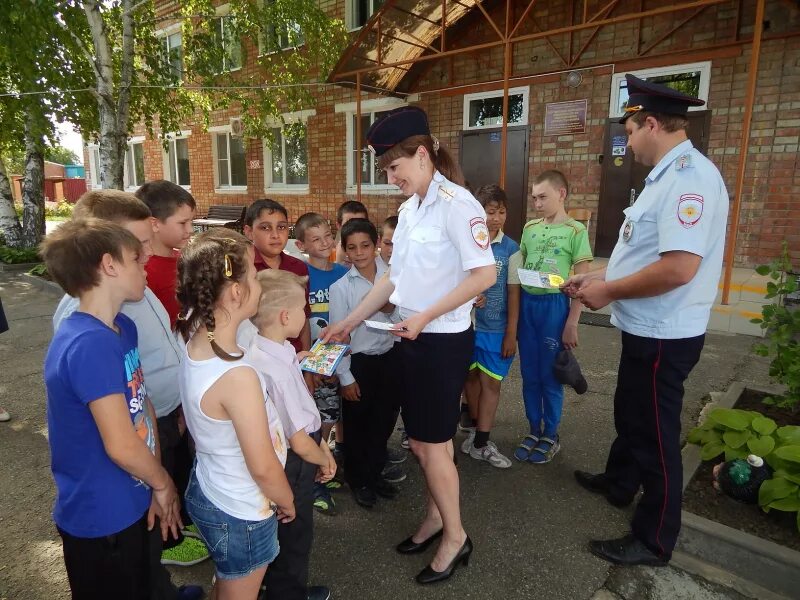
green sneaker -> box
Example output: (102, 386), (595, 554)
(161, 537), (210, 567)
(181, 523), (202, 539)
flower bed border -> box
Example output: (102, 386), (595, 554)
(677, 382), (800, 599)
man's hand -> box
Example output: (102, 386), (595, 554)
(561, 270), (604, 299)
(150, 480), (182, 541)
(576, 280), (614, 311)
(501, 333), (517, 358)
(276, 502), (296, 524)
(562, 322), (579, 349)
(341, 382), (361, 402)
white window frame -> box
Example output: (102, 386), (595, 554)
(124, 137), (146, 191)
(158, 24), (183, 81)
(86, 143), (101, 189)
(609, 61), (711, 118)
(214, 4), (242, 73)
(462, 86), (530, 131)
(337, 97), (407, 192)
(263, 110), (314, 193)
(346, 0), (383, 31)
(161, 130), (192, 189)
(210, 125), (248, 194)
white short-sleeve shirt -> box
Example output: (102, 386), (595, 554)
(389, 171), (496, 333)
(606, 140), (729, 339)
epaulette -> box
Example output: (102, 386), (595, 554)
(437, 186), (455, 202)
(675, 153), (693, 171)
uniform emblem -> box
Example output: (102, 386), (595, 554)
(675, 154), (692, 170)
(677, 193), (704, 228)
(622, 220), (634, 242)
(438, 186), (455, 201)
(470, 217), (490, 249)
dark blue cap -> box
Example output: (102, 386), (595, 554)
(619, 74), (705, 123)
(365, 106), (430, 156)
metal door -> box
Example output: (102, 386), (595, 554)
(595, 111), (711, 257)
(459, 126), (530, 243)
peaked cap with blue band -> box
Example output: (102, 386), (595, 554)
(365, 106), (430, 156)
(619, 74), (705, 124)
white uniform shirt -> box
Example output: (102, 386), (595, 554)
(389, 171), (496, 333)
(606, 140), (729, 339)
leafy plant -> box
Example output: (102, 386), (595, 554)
(44, 201), (74, 220)
(0, 245), (39, 264)
(28, 263), (48, 277)
(751, 242), (800, 412)
(687, 408), (779, 462)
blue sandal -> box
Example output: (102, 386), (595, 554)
(513, 434), (540, 462)
(528, 435), (561, 464)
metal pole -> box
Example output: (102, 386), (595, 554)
(721, 0), (764, 304)
(500, 0), (511, 188)
(356, 72), (362, 204)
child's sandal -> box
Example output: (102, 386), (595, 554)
(527, 436), (561, 464)
(513, 434), (540, 462)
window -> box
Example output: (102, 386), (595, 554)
(348, 0), (384, 30)
(162, 31), (183, 80)
(124, 140), (145, 189)
(609, 62), (711, 117)
(258, 0), (304, 54)
(265, 126), (308, 189)
(463, 87), (529, 130)
(87, 145), (101, 188)
(213, 132), (247, 190)
(214, 9), (242, 72)
(163, 133), (191, 187)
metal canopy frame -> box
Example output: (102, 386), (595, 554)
(329, 0), (798, 301)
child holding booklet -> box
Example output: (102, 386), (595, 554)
(249, 269), (337, 600)
(176, 229), (295, 599)
(329, 219), (402, 509)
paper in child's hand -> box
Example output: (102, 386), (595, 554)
(299, 340), (350, 377)
(517, 268), (564, 289)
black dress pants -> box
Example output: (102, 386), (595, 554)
(342, 348), (400, 490)
(264, 435), (319, 600)
(604, 331), (704, 558)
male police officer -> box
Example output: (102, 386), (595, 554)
(562, 74), (729, 566)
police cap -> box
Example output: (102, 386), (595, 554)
(365, 106), (430, 156)
(619, 74), (705, 124)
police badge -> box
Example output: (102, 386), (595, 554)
(622, 220), (634, 242)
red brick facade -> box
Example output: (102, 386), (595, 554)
(85, 0), (800, 266)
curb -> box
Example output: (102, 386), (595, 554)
(0, 262), (39, 273)
(677, 382), (800, 599)
(21, 272), (63, 298)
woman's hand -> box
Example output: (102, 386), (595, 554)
(320, 320), (353, 344)
(474, 294), (487, 309)
(391, 312), (430, 341)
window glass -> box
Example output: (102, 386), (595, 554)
(617, 71), (702, 114)
(216, 133), (229, 186)
(284, 126), (307, 185)
(229, 136), (247, 187)
(163, 32), (182, 79)
(468, 93), (524, 128)
(354, 0), (383, 28)
(125, 143), (145, 188)
(351, 111), (388, 185)
(168, 138), (190, 186)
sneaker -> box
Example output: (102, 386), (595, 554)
(460, 428), (476, 454)
(400, 431), (409, 450)
(177, 585), (204, 600)
(161, 537), (210, 567)
(181, 523), (201, 539)
(469, 441), (512, 469)
(381, 462), (407, 483)
(308, 585), (331, 600)
(375, 479), (400, 499)
(313, 483), (337, 515)
(386, 447), (408, 464)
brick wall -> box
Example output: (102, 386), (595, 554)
(83, 0), (800, 265)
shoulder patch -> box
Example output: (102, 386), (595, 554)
(675, 154), (693, 171)
(470, 217), (490, 249)
(677, 194), (704, 228)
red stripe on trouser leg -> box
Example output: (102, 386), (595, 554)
(651, 340), (667, 557)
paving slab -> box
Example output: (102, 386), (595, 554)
(0, 271), (774, 600)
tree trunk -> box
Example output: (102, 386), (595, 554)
(21, 112), (45, 248)
(0, 156), (23, 248)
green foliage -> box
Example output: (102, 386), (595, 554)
(0, 245), (39, 264)
(45, 201), (74, 220)
(751, 242), (800, 412)
(28, 263), (48, 277)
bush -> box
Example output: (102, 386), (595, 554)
(0, 245), (39, 264)
(45, 201), (74, 220)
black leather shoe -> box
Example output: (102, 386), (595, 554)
(396, 529), (443, 554)
(307, 585), (331, 600)
(416, 536), (473, 584)
(352, 486), (376, 508)
(374, 479), (399, 499)
(574, 470), (632, 508)
(589, 534), (669, 567)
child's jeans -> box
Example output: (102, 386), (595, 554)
(58, 511), (151, 600)
(518, 292), (569, 438)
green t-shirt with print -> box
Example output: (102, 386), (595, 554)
(517, 218), (593, 295)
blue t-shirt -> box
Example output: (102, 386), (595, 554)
(307, 262), (348, 340)
(44, 312), (155, 538)
(475, 232), (520, 332)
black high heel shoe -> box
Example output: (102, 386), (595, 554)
(396, 529), (443, 554)
(415, 536), (473, 584)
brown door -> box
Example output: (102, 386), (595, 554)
(459, 126), (529, 243)
(594, 110), (712, 257)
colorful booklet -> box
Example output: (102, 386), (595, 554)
(300, 340), (350, 377)
(517, 268), (565, 289)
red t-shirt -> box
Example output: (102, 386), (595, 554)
(145, 252), (181, 328)
(254, 251), (311, 353)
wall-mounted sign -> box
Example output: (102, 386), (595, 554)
(544, 99), (587, 136)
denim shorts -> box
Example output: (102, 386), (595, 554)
(184, 471), (279, 580)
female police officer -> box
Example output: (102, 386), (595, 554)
(323, 106), (496, 584)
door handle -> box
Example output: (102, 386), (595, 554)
(629, 188), (637, 206)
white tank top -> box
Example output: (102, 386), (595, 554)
(180, 338), (288, 521)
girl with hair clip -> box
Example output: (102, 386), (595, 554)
(323, 106), (497, 585)
(175, 229), (295, 600)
